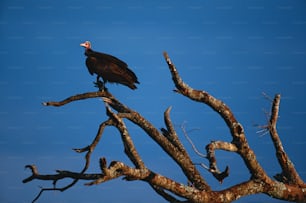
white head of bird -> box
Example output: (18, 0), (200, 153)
(80, 41), (91, 49)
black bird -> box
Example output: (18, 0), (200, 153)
(80, 41), (139, 90)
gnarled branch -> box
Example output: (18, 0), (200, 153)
(23, 52), (306, 203)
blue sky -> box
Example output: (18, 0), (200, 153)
(1, 0), (306, 202)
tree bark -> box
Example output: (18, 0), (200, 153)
(23, 52), (306, 203)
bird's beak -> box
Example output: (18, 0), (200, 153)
(80, 43), (86, 47)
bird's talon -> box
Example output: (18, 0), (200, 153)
(93, 80), (105, 91)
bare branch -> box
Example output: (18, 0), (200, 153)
(25, 114), (114, 202)
(106, 106), (145, 169)
(180, 122), (207, 159)
(76, 119), (113, 164)
(162, 106), (188, 153)
(262, 92), (274, 102)
(163, 52), (270, 182)
(23, 165), (102, 203)
(268, 94), (305, 186)
(205, 141), (237, 183)
(163, 52), (240, 134)
(42, 91), (106, 107)
(102, 96), (210, 191)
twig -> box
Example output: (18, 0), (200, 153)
(180, 122), (207, 159)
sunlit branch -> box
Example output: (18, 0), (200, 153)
(161, 106), (187, 153)
(163, 52), (269, 181)
(102, 98), (210, 191)
(205, 141), (237, 183)
(105, 106), (145, 169)
(42, 91), (106, 107)
(268, 94), (305, 186)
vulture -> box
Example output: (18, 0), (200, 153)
(80, 41), (139, 90)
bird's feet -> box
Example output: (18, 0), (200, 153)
(94, 80), (107, 92)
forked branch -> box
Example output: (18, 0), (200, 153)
(268, 94), (305, 186)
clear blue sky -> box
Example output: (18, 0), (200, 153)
(1, 1), (306, 202)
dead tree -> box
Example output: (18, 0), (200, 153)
(23, 52), (306, 203)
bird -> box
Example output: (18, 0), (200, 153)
(80, 41), (139, 90)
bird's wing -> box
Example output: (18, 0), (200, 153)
(92, 52), (128, 69)
(85, 57), (98, 75)
(92, 51), (139, 83)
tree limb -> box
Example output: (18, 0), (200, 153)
(102, 102), (210, 191)
(205, 141), (237, 183)
(162, 52), (271, 182)
(268, 94), (306, 186)
(105, 105), (145, 169)
(161, 106), (187, 153)
(42, 91), (106, 107)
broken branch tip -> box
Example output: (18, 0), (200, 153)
(42, 102), (48, 106)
